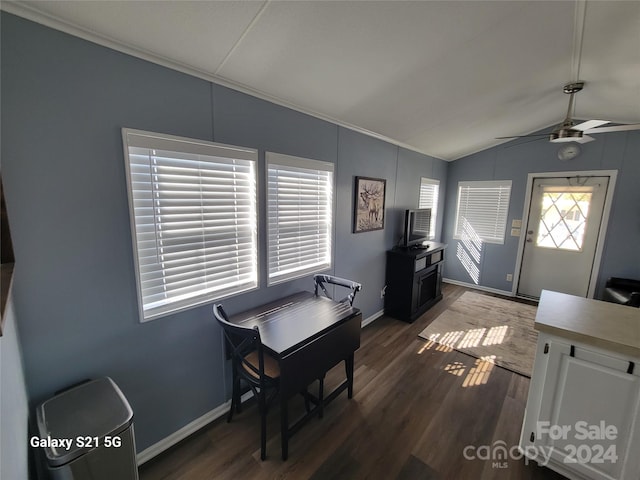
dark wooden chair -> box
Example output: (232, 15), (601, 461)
(213, 304), (280, 460)
(602, 277), (640, 308)
(313, 274), (362, 306)
(312, 274), (362, 416)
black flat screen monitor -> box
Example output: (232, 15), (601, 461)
(403, 208), (431, 248)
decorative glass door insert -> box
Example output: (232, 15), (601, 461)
(535, 186), (594, 251)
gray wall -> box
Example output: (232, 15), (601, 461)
(441, 128), (640, 294)
(1, 12), (447, 453)
(0, 295), (30, 480)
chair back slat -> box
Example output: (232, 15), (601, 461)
(213, 304), (270, 382)
(313, 274), (362, 306)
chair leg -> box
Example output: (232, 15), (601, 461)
(346, 354), (355, 399)
(259, 389), (267, 461)
(303, 387), (311, 413)
(280, 395), (289, 461)
(227, 396), (235, 423)
(228, 371), (240, 423)
(235, 387), (242, 414)
(318, 375), (325, 419)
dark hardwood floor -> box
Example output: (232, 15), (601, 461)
(139, 283), (566, 480)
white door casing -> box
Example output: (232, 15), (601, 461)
(515, 171), (616, 299)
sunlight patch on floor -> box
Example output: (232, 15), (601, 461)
(417, 331), (464, 353)
(440, 356), (496, 387)
(418, 340), (454, 353)
(462, 357), (495, 387)
(482, 325), (508, 346)
(419, 324), (509, 354)
(457, 328), (486, 348)
(444, 361), (466, 377)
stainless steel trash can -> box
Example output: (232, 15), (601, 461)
(36, 377), (138, 480)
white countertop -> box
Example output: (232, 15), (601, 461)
(535, 290), (640, 359)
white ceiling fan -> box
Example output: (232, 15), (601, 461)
(497, 81), (640, 145)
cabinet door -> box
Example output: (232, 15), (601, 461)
(414, 265), (437, 312)
(533, 340), (640, 480)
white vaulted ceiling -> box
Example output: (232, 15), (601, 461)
(3, 0), (639, 160)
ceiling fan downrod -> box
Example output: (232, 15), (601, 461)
(550, 81), (585, 142)
(560, 81), (584, 126)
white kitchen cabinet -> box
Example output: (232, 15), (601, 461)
(520, 290), (640, 480)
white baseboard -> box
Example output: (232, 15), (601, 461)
(136, 391), (254, 465)
(361, 309), (384, 328)
(443, 278), (513, 297)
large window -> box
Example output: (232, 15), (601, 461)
(454, 180), (512, 244)
(267, 152), (333, 285)
(122, 129), (258, 321)
(418, 177), (439, 240)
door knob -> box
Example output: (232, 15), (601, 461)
(526, 238), (533, 243)
(527, 230), (534, 235)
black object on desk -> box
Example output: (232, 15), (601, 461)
(230, 291), (362, 460)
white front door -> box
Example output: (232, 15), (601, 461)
(517, 176), (609, 298)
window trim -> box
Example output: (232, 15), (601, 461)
(418, 177), (440, 240)
(122, 128), (259, 322)
(266, 151), (334, 286)
(453, 180), (512, 245)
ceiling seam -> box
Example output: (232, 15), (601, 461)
(571, 0), (587, 83)
(214, 0), (271, 76)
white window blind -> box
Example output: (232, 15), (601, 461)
(454, 180), (512, 244)
(418, 177), (439, 240)
(122, 129), (258, 321)
(267, 152), (333, 285)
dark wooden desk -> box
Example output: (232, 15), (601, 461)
(231, 291), (362, 460)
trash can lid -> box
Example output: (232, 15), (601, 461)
(36, 377), (134, 466)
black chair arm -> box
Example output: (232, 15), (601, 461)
(606, 277), (640, 291)
(602, 277), (640, 308)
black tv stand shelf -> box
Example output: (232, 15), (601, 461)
(384, 242), (446, 323)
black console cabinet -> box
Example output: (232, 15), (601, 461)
(384, 242), (446, 323)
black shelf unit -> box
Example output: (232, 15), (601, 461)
(384, 242), (446, 323)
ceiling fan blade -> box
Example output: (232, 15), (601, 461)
(502, 136), (547, 148)
(574, 135), (595, 144)
(573, 120), (609, 131)
(495, 133), (550, 139)
(584, 123), (640, 134)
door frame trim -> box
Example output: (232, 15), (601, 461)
(512, 169), (618, 299)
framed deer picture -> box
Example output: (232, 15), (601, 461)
(353, 176), (386, 233)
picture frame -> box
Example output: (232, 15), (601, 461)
(353, 176), (386, 233)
